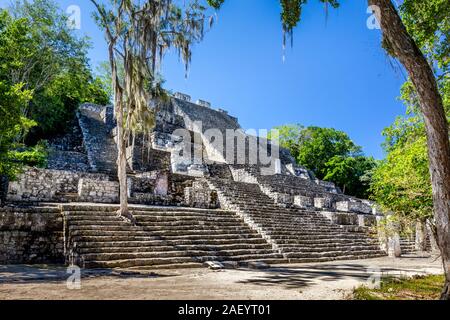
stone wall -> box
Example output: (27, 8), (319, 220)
(77, 104), (118, 174)
(170, 174), (195, 205)
(184, 180), (219, 209)
(6, 168), (111, 203)
(0, 207), (64, 264)
(335, 200), (373, 214)
(46, 118), (90, 172)
(78, 178), (119, 203)
(129, 171), (169, 196)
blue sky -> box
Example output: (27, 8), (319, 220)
(7, 0), (408, 159)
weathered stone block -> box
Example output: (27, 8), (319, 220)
(294, 195), (313, 208)
(273, 192), (293, 204)
(320, 211), (358, 225)
(314, 197), (332, 209)
(78, 178), (119, 203)
(0, 208), (64, 264)
(184, 180), (218, 209)
(357, 214), (377, 227)
(336, 201), (372, 214)
(174, 92), (191, 102)
(196, 99), (211, 108)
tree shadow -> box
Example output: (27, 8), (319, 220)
(236, 263), (429, 290)
(0, 264), (166, 285)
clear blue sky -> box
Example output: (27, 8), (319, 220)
(13, 0), (409, 159)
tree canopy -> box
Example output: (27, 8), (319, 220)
(269, 124), (376, 198)
(370, 0), (450, 223)
(0, 1), (109, 178)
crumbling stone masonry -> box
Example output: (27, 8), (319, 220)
(0, 206), (63, 264)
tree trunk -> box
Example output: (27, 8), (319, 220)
(115, 104), (132, 222)
(368, 0), (450, 299)
(108, 48), (134, 224)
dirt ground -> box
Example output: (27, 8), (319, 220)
(0, 255), (443, 300)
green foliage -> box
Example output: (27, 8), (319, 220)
(0, 10), (37, 178)
(4, 0), (109, 141)
(400, 0), (450, 72)
(9, 141), (48, 168)
(269, 124), (375, 198)
(370, 0), (449, 224)
(0, 82), (33, 178)
(95, 61), (114, 103)
(206, 0), (224, 10)
(268, 124), (304, 160)
(353, 274), (445, 300)
(324, 155), (377, 198)
(28, 61), (110, 141)
(371, 137), (432, 222)
(0, 1), (109, 178)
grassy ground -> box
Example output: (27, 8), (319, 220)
(352, 274), (445, 300)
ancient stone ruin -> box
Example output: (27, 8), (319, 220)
(0, 94), (433, 268)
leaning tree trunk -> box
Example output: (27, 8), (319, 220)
(368, 0), (450, 299)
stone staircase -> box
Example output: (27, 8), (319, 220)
(257, 173), (345, 200)
(400, 238), (417, 255)
(207, 178), (386, 263)
(77, 106), (118, 175)
(400, 235), (431, 254)
(63, 204), (286, 269)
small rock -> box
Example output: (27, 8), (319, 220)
(204, 261), (224, 270)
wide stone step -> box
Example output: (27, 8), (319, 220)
(284, 252), (386, 264)
(262, 230), (362, 237)
(68, 219), (246, 228)
(69, 228), (261, 238)
(125, 262), (206, 270)
(257, 217), (331, 223)
(84, 253), (285, 268)
(253, 222), (340, 229)
(75, 238), (270, 248)
(284, 250), (385, 259)
(256, 221), (337, 227)
(280, 246), (381, 253)
(271, 234), (376, 242)
(76, 243), (273, 254)
(133, 214), (242, 221)
(260, 224), (341, 231)
(250, 218), (336, 226)
(69, 224), (254, 233)
(66, 210), (234, 218)
(68, 215), (244, 225)
(72, 233), (265, 242)
(81, 248), (279, 261)
(278, 239), (379, 248)
(282, 245), (382, 255)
